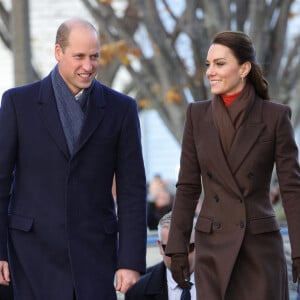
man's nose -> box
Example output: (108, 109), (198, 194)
(82, 59), (93, 71)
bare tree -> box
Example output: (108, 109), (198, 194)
(0, 1), (10, 48)
(79, 0), (300, 142)
(0, 0), (40, 85)
(11, 0), (37, 85)
(1, 0), (299, 142)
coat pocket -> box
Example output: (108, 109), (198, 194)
(195, 216), (213, 234)
(247, 216), (280, 234)
(8, 214), (34, 232)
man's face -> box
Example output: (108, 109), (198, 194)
(55, 26), (100, 95)
(158, 227), (195, 274)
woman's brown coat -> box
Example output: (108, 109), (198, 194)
(166, 97), (300, 300)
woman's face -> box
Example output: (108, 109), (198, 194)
(206, 43), (249, 95)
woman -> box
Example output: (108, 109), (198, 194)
(165, 31), (300, 300)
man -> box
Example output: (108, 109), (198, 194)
(0, 18), (147, 300)
(125, 212), (196, 299)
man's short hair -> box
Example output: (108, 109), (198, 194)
(157, 211), (172, 240)
(55, 19), (98, 52)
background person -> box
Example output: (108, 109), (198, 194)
(147, 174), (174, 230)
(0, 18), (147, 300)
(165, 30), (300, 300)
(125, 211), (196, 299)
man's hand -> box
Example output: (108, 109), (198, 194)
(170, 253), (191, 289)
(292, 257), (300, 283)
(0, 261), (10, 286)
(115, 269), (140, 293)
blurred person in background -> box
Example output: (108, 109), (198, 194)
(147, 174), (174, 230)
(126, 211), (196, 299)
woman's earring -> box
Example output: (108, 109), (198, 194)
(241, 76), (244, 82)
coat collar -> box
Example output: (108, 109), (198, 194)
(38, 74), (106, 159)
(76, 81), (106, 155)
(144, 262), (168, 299)
(226, 98), (265, 174)
(201, 97), (265, 197)
(38, 74), (69, 159)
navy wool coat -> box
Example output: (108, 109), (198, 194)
(0, 74), (147, 300)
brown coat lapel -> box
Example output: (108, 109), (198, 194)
(198, 110), (242, 198)
(227, 98), (266, 174)
(198, 98), (265, 197)
(167, 97), (299, 300)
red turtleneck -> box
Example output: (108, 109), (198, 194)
(221, 90), (242, 107)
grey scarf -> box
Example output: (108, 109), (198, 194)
(51, 65), (94, 154)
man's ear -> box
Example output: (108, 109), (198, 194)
(54, 44), (63, 61)
(157, 240), (164, 255)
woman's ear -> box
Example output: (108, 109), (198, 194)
(240, 61), (251, 78)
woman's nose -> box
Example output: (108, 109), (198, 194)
(206, 66), (215, 77)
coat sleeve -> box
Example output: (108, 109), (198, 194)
(115, 99), (147, 273)
(165, 103), (201, 255)
(0, 91), (18, 260)
(275, 105), (300, 258)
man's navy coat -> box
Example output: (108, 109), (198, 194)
(0, 74), (147, 300)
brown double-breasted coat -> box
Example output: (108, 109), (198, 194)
(166, 97), (300, 300)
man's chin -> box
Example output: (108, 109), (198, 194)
(78, 81), (93, 89)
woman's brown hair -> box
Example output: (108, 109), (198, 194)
(212, 31), (270, 100)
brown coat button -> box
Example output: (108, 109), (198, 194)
(213, 222), (221, 229)
(247, 172), (254, 179)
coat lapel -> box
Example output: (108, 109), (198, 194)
(38, 78), (106, 159)
(227, 98), (265, 174)
(38, 75), (70, 159)
(145, 262), (168, 300)
(200, 115), (243, 198)
(74, 82), (106, 155)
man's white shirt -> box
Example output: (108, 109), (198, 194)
(166, 268), (196, 299)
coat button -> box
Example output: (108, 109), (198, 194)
(240, 221), (245, 228)
(213, 222), (221, 229)
(207, 171), (212, 179)
(214, 195), (219, 203)
(247, 172), (254, 179)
